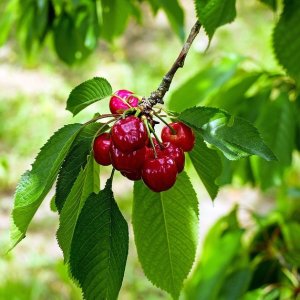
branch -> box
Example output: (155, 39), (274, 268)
(142, 20), (202, 109)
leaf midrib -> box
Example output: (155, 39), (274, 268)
(160, 193), (176, 296)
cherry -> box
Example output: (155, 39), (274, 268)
(142, 156), (178, 192)
(161, 121), (195, 152)
(109, 89), (139, 114)
(93, 133), (111, 166)
(111, 116), (148, 153)
(121, 170), (141, 181)
(157, 142), (185, 173)
(110, 142), (146, 172)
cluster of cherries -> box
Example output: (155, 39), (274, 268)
(93, 90), (195, 192)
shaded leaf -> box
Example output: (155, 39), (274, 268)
(101, 0), (131, 42)
(251, 93), (295, 189)
(273, 0), (300, 83)
(185, 209), (247, 300)
(66, 77), (112, 116)
(69, 177), (128, 300)
(57, 155), (100, 261)
(259, 0), (277, 11)
(55, 122), (102, 213)
(168, 57), (241, 112)
(189, 132), (221, 200)
(133, 172), (198, 299)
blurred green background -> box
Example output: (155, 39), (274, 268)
(1, 1), (299, 299)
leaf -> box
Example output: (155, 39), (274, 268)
(55, 122), (102, 213)
(57, 155), (100, 261)
(259, 0), (277, 11)
(133, 172), (198, 299)
(66, 77), (112, 116)
(53, 3), (99, 64)
(0, 0), (17, 46)
(69, 177), (129, 300)
(185, 209), (247, 300)
(100, 0), (131, 42)
(194, 0), (237, 39)
(179, 106), (277, 161)
(167, 56), (241, 112)
(209, 73), (262, 114)
(189, 132), (221, 200)
(10, 123), (82, 249)
(159, 0), (185, 41)
(251, 93), (296, 189)
(273, 0), (300, 83)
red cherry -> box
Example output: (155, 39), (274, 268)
(111, 116), (148, 153)
(142, 156), (178, 192)
(121, 170), (141, 181)
(93, 133), (111, 166)
(161, 122), (195, 152)
(157, 142), (185, 173)
(109, 89), (139, 114)
(110, 143), (145, 172)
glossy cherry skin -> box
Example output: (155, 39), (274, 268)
(121, 170), (141, 181)
(145, 141), (185, 173)
(93, 133), (111, 166)
(111, 116), (148, 153)
(110, 143), (146, 172)
(161, 122), (195, 152)
(142, 156), (178, 192)
(109, 89), (139, 114)
(157, 142), (185, 173)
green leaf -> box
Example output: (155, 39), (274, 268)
(100, 0), (131, 42)
(251, 93), (296, 189)
(159, 0), (185, 41)
(10, 123), (82, 249)
(273, 0), (300, 83)
(167, 56), (241, 112)
(194, 0), (237, 39)
(133, 172), (198, 299)
(0, 0), (17, 46)
(185, 209), (247, 300)
(57, 155), (100, 261)
(53, 3), (99, 65)
(209, 73), (262, 113)
(66, 77), (112, 116)
(259, 0), (277, 11)
(69, 177), (128, 300)
(189, 132), (221, 200)
(179, 106), (277, 161)
(55, 122), (102, 213)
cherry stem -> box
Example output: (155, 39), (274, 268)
(148, 123), (164, 149)
(91, 117), (120, 148)
(153, 112), (177, 135)
(141, 20), (201, 108)
(143, 118), (158, 158)
(113, 94), (132, 108)
(84, 113), (120, 125)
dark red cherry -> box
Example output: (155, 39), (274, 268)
(142, 156), (177, 192)
(161, 122), (195, 152)
(110, 143), (145, 172)
(93, 133), (111, 166)
(109, 89), (139, 114)
(157, 142), (185, 173)
(111, 116), (148, 153)
(121, 170), (141, 181)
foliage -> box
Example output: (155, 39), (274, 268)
(5, 0), (300, 299)
(185, 192), (300, 300)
